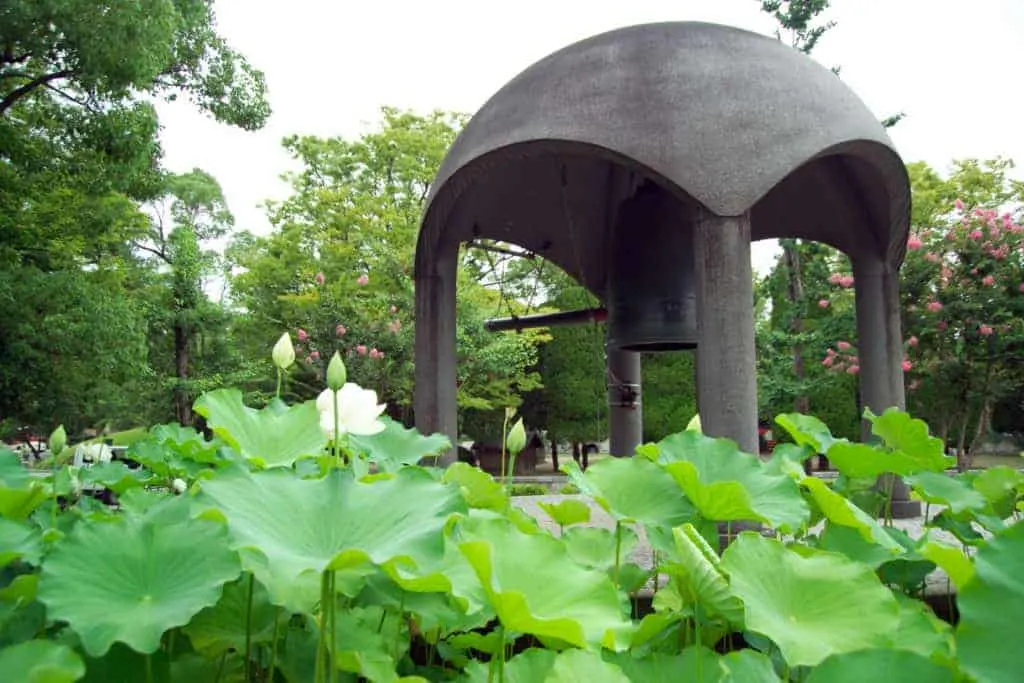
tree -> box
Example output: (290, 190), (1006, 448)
(135, 169), (235, 425)
(228, 109), (547, 426)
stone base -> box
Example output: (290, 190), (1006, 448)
(888, 498), (922, 520)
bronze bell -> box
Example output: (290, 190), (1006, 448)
(605, 180), (698, 351)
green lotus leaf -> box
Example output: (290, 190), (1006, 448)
(824, 442), (925, 479)
(538, 499), (591, 528)
(609, 647), (779, 683)
(0, 640), (85, 683)
(563, 457), (695, 528)
(561, 525), (638, 571)
(904, 471), (988, 515)
(193, 389), (326, 467)
(655, 431), (809, 532)
(864, 408), (955, 473)
(762, 443), (813, 480)
(969, 467), (1023, 518)
(719, 650), (782, 681)
(774, 414), (846, 454)
(78, 461), (148, 495)
(720, 533), (900, 668)
(168, 652), (246, 682)
(547, 648), (629, 682)
(38, 512), (241, 657)
(149, 424), (221, 464)
(0, 517), (41, 568)
(802, 477), (903, 552)
(348, 417), (450, 472)
(928, 510), (985, 546)
(918, 532), (975, 589)
(183, 574), (280, 656)
(460, 648), (556, 683)
(442, 463), (509, 512)
(885, 593), (953, 661)
(956, 520), (1024, 683)
(197, 466), (466, 612)
(667, 523), (744, 626)
(817, 522), (900, 568)
(806, 649), (953, 683)
(0, 451), (48, 520)
(457, 515), (632, 649)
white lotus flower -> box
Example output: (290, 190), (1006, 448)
(316, 382), (387, 439)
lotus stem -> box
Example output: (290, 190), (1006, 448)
(214, 650), (227, 683)
(145, 653), (154, 683)
(276, 368), (282, 399)
(244, 573), (254, 682)
(333, 393), (341, 468)
(329, 571), (338, 683)
(267, 610), (281, 683)
(613, 521), (623, 587)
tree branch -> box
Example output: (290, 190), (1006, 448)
(133, 241), (169, 263)
(0, 69), (72, 115)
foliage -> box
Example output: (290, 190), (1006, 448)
(2, 371), (1021, 681)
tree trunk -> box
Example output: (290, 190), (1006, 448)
(550, 440), (559, 473)
(572, 441), (581, 469)
(955, 410), (971, 472)
(968, 399), (993, 464)
(173, 323), (192, 426)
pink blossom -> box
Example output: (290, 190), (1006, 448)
(357, 274), (369, 286)
(982, 275), (995, 286)
(356, 344), (368, 355)
(309, 350), (320, 361)
(826, 347), (836, 356)
(839, 275), (855, 288)
(388, 319), (402, 333)
(369, 348), (380, 359)
(907, 336), (919, 347)
(969, 230), (983, 240)
(926, 301), (943, 313)
(836, 341), (852, 351)
(846, 365), (860, 375)
(390, 305), (398, 313)
(901, 360), (913, 372)
(979, 324), (994, 336)
(297, 328), (309, 342)
(907, 235), (923, 250)
(818, 299), (829, 308)
(828, 273), (843, 285)
(937, 320), (948, 331)
(924, 252), (941, 263)
(336, 324), (346, 337)
(822, 356), (834, 367)
(954, 198), (964, 211)
(1019, 283), (1024, 293)
(315, 272), (325, 285)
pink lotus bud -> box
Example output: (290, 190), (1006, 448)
(297, 328), (308, 342)
(336, 324), (346, 336)
(315, 272), (325, 285)
(818, 299), (829, 308)
(979, 324), (994, 336)
(907, 235), (923, 250)
(836, 341), (851, 351)
(357, 274), (369, 286)
(356, 345), (368, 355)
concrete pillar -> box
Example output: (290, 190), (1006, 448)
(413, 240), (460, 466)
(607, 348), (642, 456)
(694, 211), (759, 455)
(853, 256), (920, 518)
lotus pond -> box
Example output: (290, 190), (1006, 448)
(1, 381), (1023, 683)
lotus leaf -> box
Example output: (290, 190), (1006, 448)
(197, 466), (466, 612)
(456, 516), (632, 649)
(721, 533), (900, 667)
(183, 575), (280, 656)
(38, 513), (240, 656)
(904, 471), (988, 515)
(774, 414), (846, 454)
(806, 649), (953, 683)
(0, 517), (41, 568)
(460, 648), (556, 683)
(864, 408), (955, 472)
(802, 477), (902, 552)
(0, 640), (85, 683)
(562, 457), (695, 528)
(442, 463), (509, 512)
(537, 499), (591, 528)
(668, 524), (744, 626)
(193, 389), (327, 467)
(348, 417), (451, 472)
(561, 525), (637, 571)
(655, 431), (809, 531)
(956, 520), (1024, 683)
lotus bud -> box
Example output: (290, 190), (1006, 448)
(49, 425), (67, 457)
(272, 333), (295, 370)
(506, 417), (527, 456)
(326, 351), (347, 390)
(504, 406), (516, 421)
(171, 478), (187, 494)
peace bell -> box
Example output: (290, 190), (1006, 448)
(605, 180), (699, 351)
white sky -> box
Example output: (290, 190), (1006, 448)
(157, 0), (1024, 275)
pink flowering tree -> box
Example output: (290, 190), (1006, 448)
(896, 159), (1024, 466)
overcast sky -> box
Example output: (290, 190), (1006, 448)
(156, 0), (1024, 274)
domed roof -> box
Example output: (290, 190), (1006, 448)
(418, 21), (910, 292)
